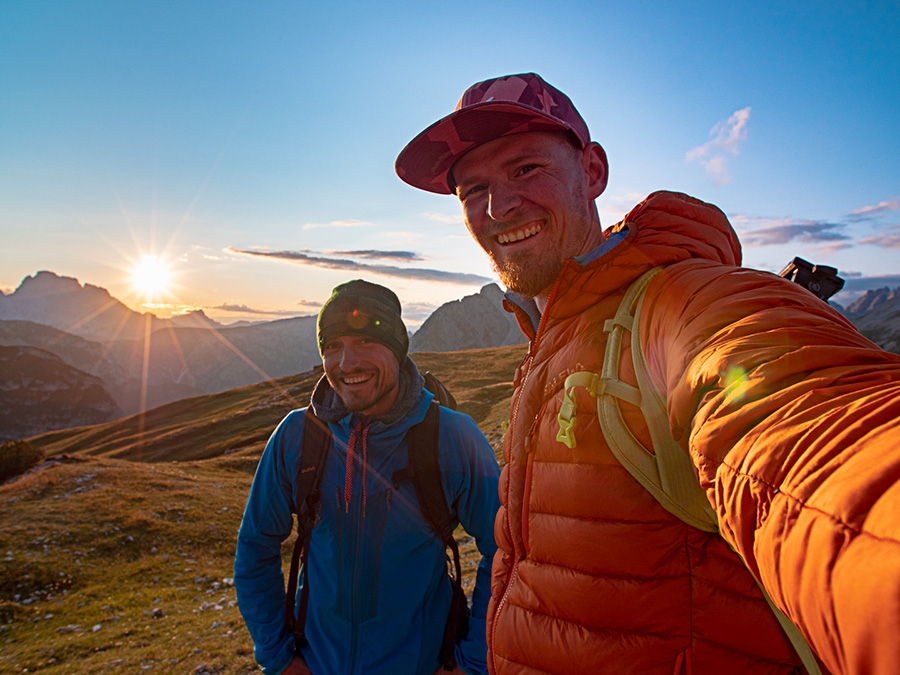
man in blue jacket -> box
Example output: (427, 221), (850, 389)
(234, 279), (501, 675)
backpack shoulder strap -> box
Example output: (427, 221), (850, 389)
(405, 401), (469, 671)
(406, 401), (454, 539)
(556, 267), (718, 531)
(422, 371), (458, 410)
(554, 266), (822, 675)
(285, 407), (331, 644)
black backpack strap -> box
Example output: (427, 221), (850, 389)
(422, 371), (458, 410)
(405, 401), (469, 670)
(285, 407), (331, 645)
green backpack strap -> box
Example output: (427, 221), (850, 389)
(556, 267), (718, 532)
(555, 267), (822, 675)
(758, 580), (823, 675)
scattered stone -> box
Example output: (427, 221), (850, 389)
(92, 624), (102, 632)
(151, 608), (164, 619)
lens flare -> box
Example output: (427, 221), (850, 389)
(129, 255), (172, 301)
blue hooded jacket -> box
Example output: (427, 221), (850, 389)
(234, 358), (500, 675)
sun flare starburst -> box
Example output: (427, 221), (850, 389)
(129, 255), (172, 301)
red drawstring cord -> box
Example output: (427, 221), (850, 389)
(344, 421), (371, 514)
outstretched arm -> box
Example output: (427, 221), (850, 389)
(645, 264), (900, 675)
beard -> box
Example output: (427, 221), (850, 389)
(329, 367), (400, 417)
(489, 239), (564, 299)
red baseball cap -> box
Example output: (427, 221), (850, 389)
(395, 73), (591, 195)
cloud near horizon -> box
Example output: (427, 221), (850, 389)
(735, 218), (851, 247)
(686, 107), (751, 185)
(402, 301), (441, 323)
(212, 303), (317, 316)
(840, 274), (900, 292)
(327, 250), (423, 261)
(733, 197), (900, 253)
(226, 247), (492, 285)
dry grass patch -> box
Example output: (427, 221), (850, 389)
(2, 344), (525, 672)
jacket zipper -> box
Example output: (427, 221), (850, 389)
(489, 273), (564, 673)
(515, 275), (563, 555)
(348, 453), (364, 673)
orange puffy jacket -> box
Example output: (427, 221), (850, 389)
(488, 191), (900, 675)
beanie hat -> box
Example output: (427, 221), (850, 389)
(317, 279), (409, 363)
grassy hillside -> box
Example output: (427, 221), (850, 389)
(1, 344), (525, 674)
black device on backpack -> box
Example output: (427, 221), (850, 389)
(779, 256), (845, 301)
(284, 372), (467, 672)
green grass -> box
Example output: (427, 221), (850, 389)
(1, 344), (525, 673)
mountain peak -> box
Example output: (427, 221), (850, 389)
(17, 270), (87, 294)
(845, 287), (900, 318)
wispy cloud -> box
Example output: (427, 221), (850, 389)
(423, 212), (465, 224)
(735, 218), (851, 247)
(212, 303), (313, 316)
(302, 219), (371, 230)
(327, 250), (424, 261)
(403, 301), (442, 322)
(686, 107), (752, 185)
(733, 196), (900, 256)
(848, 199), (900, 220)
(858, 226), (900, 249)
(226, 247), (492, 285)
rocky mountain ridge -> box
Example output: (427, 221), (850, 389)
(843, 286), (900, 353)
(0, 271), (219, 341)
(2, 270), (899, 440)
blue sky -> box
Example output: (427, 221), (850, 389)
(1, 1), (898, 327)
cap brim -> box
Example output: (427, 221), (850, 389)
(395, 101), (580, 195)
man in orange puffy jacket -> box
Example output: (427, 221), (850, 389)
(395, 72), (900, 675)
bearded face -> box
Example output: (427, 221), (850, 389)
(453, 131), (605, 303)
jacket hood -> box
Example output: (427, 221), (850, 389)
(609, 190), (741, 269)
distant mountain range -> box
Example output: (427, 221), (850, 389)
(841, 286), (900, 354)
(1, 270), (899, 441)
(0, 271), (523, 440)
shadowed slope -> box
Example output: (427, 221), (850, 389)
(25, 344), (525, 464)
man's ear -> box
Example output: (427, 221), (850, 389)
(583, 142), (609, 199)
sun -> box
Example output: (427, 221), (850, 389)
(129, 255), (172, 301)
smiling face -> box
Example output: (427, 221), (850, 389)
(452, 131), (609, 308)
(322, 335), (401, 417)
